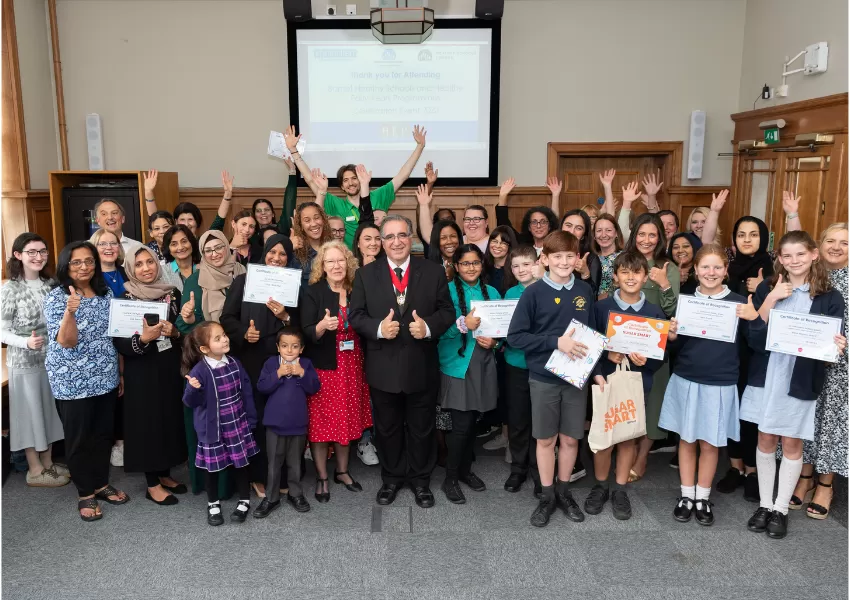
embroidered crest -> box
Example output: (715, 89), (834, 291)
(573, 296), (587, 310)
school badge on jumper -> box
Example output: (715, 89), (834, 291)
(554, 298), (561, 304)
(573, 296), (587, 310)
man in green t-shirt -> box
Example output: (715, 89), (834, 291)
(284, 124), (427, 248)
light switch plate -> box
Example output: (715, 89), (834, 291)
(346, 4), (356, 15)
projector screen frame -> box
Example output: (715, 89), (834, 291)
(286, 18), (502, 188)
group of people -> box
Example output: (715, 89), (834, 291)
(2, 124), (846, 539)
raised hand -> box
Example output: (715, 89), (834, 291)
(574, 252), (590, 278)
(649, 262), (671, 289)
(66, 286), (81, 314)
(284, 125), (301, 152)
(277, 362), (293, 378)
(283, 157), (296, 175)
(425, 161), (438, 185)
(710, 189), (729, 212)
(412, 124), (427, 146)
(320, 308), (338, 333)
(266, 298), (288, 321)
(27, 330), (44, 350)
(746, 268), (764, 293)
(409, 309), (428, 339)
(546, 176), (563, 196)
(768, 274), (793, 302)
(311, 168), (328, 193)
(181, 292), (196, 321)
(736, 294), (759, 321)
(289, 221), (303, 250)
(143, 169), (159, 197)
(245, 319), (260, 343)
(621, 181), (641, 207)
(499, 177), (516, 198)
(231, 231), (248, 248)
(185, 375), (202, 389)
(290, 358), (305, 378)
(782, 191), (801, 215)
(557, 328), (589, 360)
(356, 164), (372, 188)
(381, 309), (400, 339)
(221, 170), (234, 199)
(641, 171), (663, 196)
(599, 169), (616, 187)
(464, 307), (481, 332)
(415, 184), (432, 206)
(140, 318), (163, 344)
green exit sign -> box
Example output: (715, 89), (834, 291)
(764, 128), (780, 144)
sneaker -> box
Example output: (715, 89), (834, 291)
(694, 499), (714, 526)
(611, 490), (632, 520)
(743, 473), (760, 503)
(530, 497), (557, 528)
(766, 510), (788, 539)
(669, 453), (679, 469)
(476, 424), (499, 439)
(357, 440), (379, 466)
(584, 484), (609, 515)
(569, 458), (586, 483)
(504, 446), (512, 464)
(110, 444), (124, 467)
(441, 479), (466, 504)
(556, 488), (585, 522)
(649, 439), (677, 454)
(673, 497), (694, 522)
(483, 432), (508, 451)
(304, 447), (313, 461)
(26, 468), (69, 488)
(747, 507), (772, 532)
(716, 468), (744, 494)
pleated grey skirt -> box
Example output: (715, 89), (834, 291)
(8, 367), (64, 452)
(439, 345), (498, 413)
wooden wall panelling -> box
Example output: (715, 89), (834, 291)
(730, 93), (848, 143)
(667, 186), (730, 243)
(2, 0), (29, 193)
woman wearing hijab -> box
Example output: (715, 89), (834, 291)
(221, 234), (297, 497)
(113, 246), (187, 506)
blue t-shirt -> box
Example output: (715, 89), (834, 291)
(102, 269), (126, 298)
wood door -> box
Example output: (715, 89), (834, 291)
(776, 146), (837, 238)
(557, 156), (667, 216)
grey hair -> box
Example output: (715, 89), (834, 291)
(380, 214), (412, 237)
(93, 198), (126, 217)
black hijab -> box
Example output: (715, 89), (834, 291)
(728, 217), (773, 292)
(239, 234), (297, 338)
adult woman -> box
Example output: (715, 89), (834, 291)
(147, 210), (174, 262)
(496, 177), (560, 255)
(668, 232), (699, 295)
(162, 225), (201, 293)
(92, 229), (127, 298)
(44, 241), (128, 521)
(113, 247), (186, 505)
(229, 210), (259, 267)
(253, 199), (276, 230)
(483, 226), (518, 294)
(790, 223), (848, 519)
(301, 241), (372, 501)
(291, 202), (333, 287)
(687, 206), (723, 244)
(428, 220), (464, 284)
(221, 234), (296, 496)
(353, 222), (383, 267)
(1, 233), (67, 487)
(143, 170), (235, 236)
(593, 213), (624, 299)
(561, 209), (602, 296)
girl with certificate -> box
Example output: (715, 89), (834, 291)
(740, 231), (846, 539)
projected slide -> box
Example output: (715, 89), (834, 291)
(294, 27), (494, 180)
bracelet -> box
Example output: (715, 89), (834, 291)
(456, 316), (469, 334)
(145, 198), (155, 202)
(786, 212), (799, 220)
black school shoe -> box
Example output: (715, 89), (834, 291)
(694, 499), (714, 526)
(532, 478), (543, 500)
(441, 479), (466, 505)
(207, 501), (224, 526)
(673, 497), (694, 522)
(611, 490), (632, 520)
(530, 496), (557, 528)
(556, 489), (585, 522)
(504, 473), (526, 493)
(766, 510), (788, 539)
(743, 473), (760, 503)
(253, 498), (280, 519)
(584, 484), (609, 515)
(747, 507), (772, 532)
(716, 468), (744, 494)
(460, 472), (486, 492)
(231, 500), (250, 523)
(288, 494), (311, 513)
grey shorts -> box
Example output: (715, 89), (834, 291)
(529, 378), (587, 440)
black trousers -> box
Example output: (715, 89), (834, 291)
(505, 364), (538, 479)
(445, 409), (478, 481)
(144, 469), (171, 488)
(481, 353), (508, 428)
(56, 390), (117, 497)
(371, 387), (436, 487)
(206, 466), (250, 503)
(727, 419), (758, 468)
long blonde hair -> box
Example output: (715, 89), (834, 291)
(308, 240), (359, 291)
(688, 206), (722, 242)
(90, 228), (125, 266)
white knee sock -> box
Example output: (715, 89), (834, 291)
(756, 449), (777, 510)
(695, 485), (711, 501)
(680, 484), (695, 500)
(773, 455), (803, 515)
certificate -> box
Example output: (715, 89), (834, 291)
(244, 264), (301, 307)
(267, 130), (306, 160)
(470, 299), (518, 338)
(107, 299), (168, 338)
(544, 319), (608, 389)
(675, 294), (740, 343)
(766, 309), (843, 363)
(604, 312), (669, 360)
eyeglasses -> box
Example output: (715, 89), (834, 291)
(203, 244), (227, 256)
(22, 249), (49, 257)
(529, 219), (549, 227)
(458, 260), (482, 268)
(490, 239), (509, 247)
(255, 208), (273, 215)
(381, 233), (411, 242)
(69, 258), (95, 268)
(97, 242), (119, 248)
(331, 228), (346, 235)
(463, 217), (486, 224)
(323, 258), (346, 266)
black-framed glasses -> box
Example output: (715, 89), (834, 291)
(203, 244), (227, 256)
(69, 258), (95, 268)
(463, 217), (486, 224)
(22, 249), (50, 257)
(458, 260), (482, 268)
(529, 219), (549, 227)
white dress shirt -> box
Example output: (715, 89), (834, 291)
(377, 256), (431, 339)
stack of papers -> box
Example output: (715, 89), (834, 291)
(544, 319), (608, 389)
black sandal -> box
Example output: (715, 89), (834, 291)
(315, 478), (330, 503)
(789, 474), (814, 510)
(78, 497), (103, 522)
(806, 479), (833, 520)
(94, 484), (130, 505)
(334, 470), (363, 492)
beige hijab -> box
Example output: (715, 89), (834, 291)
(122, 246), (175, 301)
(198, 230), (246, 322)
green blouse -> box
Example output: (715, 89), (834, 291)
(643, 258), (680, 317)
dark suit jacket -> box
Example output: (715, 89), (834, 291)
(301, 281), (350, 371)
(349, 255), (455, 394)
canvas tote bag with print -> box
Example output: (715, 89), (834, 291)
(588, 358), (646, 453)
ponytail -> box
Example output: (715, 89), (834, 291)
(181, 321), (218, 376)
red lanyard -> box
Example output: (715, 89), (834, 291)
(388, 263), (410, 294)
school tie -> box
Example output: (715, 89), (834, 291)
(394, 267), (403, 280)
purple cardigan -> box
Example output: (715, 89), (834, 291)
(182, 356), (258, 444)
(257, 356), (321, 436)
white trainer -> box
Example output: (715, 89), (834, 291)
(483, 432), (508, 451)
(357, 440), (380, 466)
(110, 444), (124, 467)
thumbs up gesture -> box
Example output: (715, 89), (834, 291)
(27, 330), (44, 350)
(768, 273), (793, 302)
(746, 268), (764, 293)
(185, 375), (202, 389)
(736, 294), (759, 321)
(380, 308), (399, 339)
(649, 262), (670, 289)
(320, 308), (338, 333)
(181, 291), (196, 322)
(464, 307), (481, 332)
(245, 319), (260, 343)
(66, 286), (81, 314)
(575, 252), (591, 278)
(289, 219), (303, 250)
(409, 309), (428, 339)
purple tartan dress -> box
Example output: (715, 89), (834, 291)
(195, 360), (259, 472)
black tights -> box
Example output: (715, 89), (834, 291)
(206, 466), (250, 503)
(144, 469), (170, 488)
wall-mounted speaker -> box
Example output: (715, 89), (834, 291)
(687, 110), (705, 180)
(475, 0), (503, 19)
(85, 113), (104, 171)
(284, 0), (313, 21)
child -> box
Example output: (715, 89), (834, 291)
(182, 322), (259, 526)
(589, 251), (666, 520)
(658, 244), (755, 526)
(254, 327), (320, 517)
(438, 244), (501, 504)
(740, 231), (846, 539)
(507, 231), (595, 528)
(502, 245), (542, 496)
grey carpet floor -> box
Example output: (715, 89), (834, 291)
(3, 443), (848, 600)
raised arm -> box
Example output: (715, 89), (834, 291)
(618, 181), (641, 243)
(285, 125), (319, 195)
(218, 170), (235, 221)
(782, 191), (802, 232)
(701, 189), (728, 244)
(416, 184), (434, 243)
(391, 125), (427, 192)
(311, 168), (329, 208)
(640, 171), (663, 214)
(599, 169), (617, 217)
(356, 164), (375, 224)
(424, 161), (438, 195)
(143, 169), (159, 216)
(546, 176), (563, 219)
(56, 288), (81, 349)
(496, 177), (517, 232)
(276, 159), (298, 237)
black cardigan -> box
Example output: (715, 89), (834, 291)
(300, 281), (353, 371)
(747, 280), (845, 400)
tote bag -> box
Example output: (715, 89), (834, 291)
(588, 358), (646, 453)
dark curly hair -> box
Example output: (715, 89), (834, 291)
(452, 244), (491, 357)
(521, 206), (558, 242)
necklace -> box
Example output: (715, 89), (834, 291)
(104, 271), (118, 283)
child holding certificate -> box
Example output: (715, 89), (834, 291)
(588, 251), (667, 520)
(507, 231), (595, 528)
(437, 244), (500, 505)
(659, 244), (752, 527)
(740, 231), (846, 539)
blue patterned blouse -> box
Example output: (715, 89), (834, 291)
(44, 286), (119, 400)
